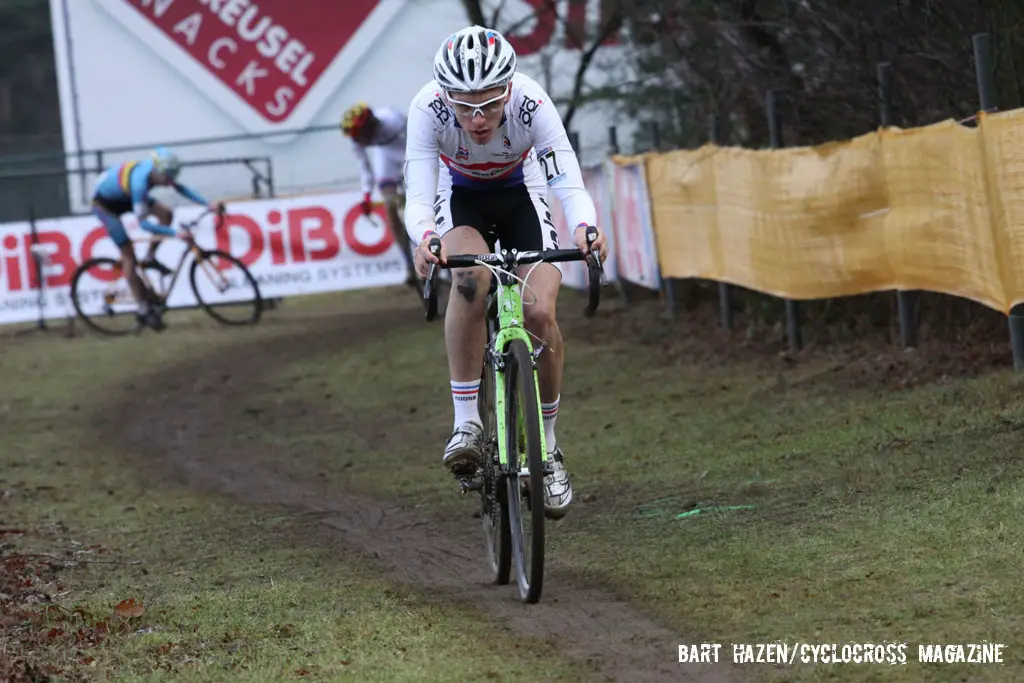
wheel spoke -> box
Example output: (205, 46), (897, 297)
(70, 258), (142, 336)
(189, 250), (262, 326)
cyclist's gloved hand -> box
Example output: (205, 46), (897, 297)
(361, 192), (374, 217)
(573, 223), (609, 263)
(414, 230), (445, 279)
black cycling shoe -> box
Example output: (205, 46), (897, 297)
(137, 309), (166, 332)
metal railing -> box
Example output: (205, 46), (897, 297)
(0, 156), (275, 223)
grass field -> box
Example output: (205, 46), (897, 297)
(3, 286), (1023, 682)
(0, 298), (592, 683)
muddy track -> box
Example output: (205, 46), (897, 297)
(95, 298), (746, 683)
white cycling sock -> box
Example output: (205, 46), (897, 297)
(451, 379), (482, 429)
(542, 395), (560, 453)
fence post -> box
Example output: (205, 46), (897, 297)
(709, 113), (732, 329)
(28, 203), (46, 331)
(647, 121), (678, 318)
(974, 33), (1023, 370)
(765, 90), (802, 353)
(249, 160), (260, 198)
(877, 63), (918, 349)
(607, 124), (632, 305)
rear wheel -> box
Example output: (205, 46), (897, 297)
(189, 249), (262, 325)
(70, 257), (145, 336)
(503, 338), (545, 604)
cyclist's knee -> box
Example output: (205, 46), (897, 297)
(524, 298), (557, 332)
(452, 267), (488, 306)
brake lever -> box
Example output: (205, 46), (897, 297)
(423, 237), (442, 299)
(423, 237), (442, 322)
(584, 225), (607, 285)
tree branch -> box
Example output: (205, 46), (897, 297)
(562, 6), (625, 130)
(460, 0), (486, 26)
(488, 0), (510, 28)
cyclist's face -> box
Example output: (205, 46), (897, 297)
(447, 85), (509, 144)
(353, 116), (377, 144)
(152, 170), (176, 186)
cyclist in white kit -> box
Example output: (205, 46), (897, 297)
(402, 25), (609, 519)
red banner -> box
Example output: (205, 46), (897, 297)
(123, 0), (378, 123)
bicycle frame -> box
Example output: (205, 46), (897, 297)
(423, 233), (603, 473)
(487, 265), (549, 471)
(132, 210), (225, 304)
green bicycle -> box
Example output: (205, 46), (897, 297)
(421, 228), (603, 604)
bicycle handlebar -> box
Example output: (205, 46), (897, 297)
(178, 204), (228, 233)
(422, 225), (604, 322)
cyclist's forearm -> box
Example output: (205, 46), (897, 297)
(404, 201), (435, 242)
(403, 100), (442, 243)
(139, 219), (177, 237)
(402, 156), (439, 242)
(354, 141), (374, 195)
(553, 187), (598, 231)
(173, 182), (210, 206)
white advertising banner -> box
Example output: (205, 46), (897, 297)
(586, 161), (620, 284)
(547, 162), (620, 290)
(0, 191), (408, 325)
(47, 0), (635, 208)
(609, 159), (661, 290)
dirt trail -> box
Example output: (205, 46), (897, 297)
(95, 298), (747, 683)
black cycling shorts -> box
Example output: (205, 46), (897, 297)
(435, 184), (561, 255)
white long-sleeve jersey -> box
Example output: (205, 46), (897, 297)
(352, 105), (407, 195)
(403, 72), (597, 243)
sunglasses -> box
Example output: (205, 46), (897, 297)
(445, 84), (510, 119)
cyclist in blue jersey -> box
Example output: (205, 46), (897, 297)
(91, 147), (223, 331)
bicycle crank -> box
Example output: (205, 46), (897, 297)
(455, 473), (483, 495)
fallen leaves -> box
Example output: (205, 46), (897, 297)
(114, 598), (145, 619)
(1, 528), (151, 681)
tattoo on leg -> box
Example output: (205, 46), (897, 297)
(456, 272), (477, 303)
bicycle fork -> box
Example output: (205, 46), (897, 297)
(493, 346), (553, 489)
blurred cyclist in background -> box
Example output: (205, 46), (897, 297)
(91, 146), (223, 331)
(340, 102), (417, 287)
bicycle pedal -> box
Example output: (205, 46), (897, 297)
(456, 476), (482, 495)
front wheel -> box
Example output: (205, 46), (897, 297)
(479, 351), (511, 585)
(503, 338), (545, 604)
(189, 249), (262, 326)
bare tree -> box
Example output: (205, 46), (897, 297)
(458, 0), (626, 130)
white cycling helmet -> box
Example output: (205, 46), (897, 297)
(433, 25), (516, 93)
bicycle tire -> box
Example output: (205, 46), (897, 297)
(70, 257), (141, 337)
(504, 337), (546, 604)
(479, 351), (511, 585)
(188, 249), (263, 326)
